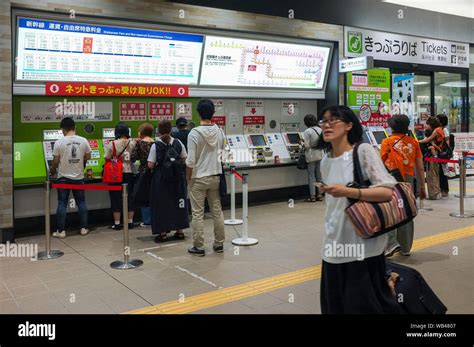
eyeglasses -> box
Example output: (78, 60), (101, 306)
(318, 118), (343, 127)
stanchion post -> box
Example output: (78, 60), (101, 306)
(232, 173), (258, 246)
(225, 166), (243, 225)
(110, 183), (143, 269)
(37, 181), (64, 260)
(418, 197), (433, 212)
(450, 157), (474, 218)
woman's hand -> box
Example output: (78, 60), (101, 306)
(321, 184), (355, 198)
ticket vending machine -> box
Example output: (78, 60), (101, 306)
(226, 134), (253, 167)
(282, 132), (303, 161)
(265, 133), (291, 164)
(42, 129), (64, 179)
(366, 126), (388, 149)
(244, 134), (273, 165)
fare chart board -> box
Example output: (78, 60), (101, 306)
(200, 36), (331, 89)
(16, 18), (204, 84)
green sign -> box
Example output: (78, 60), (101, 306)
(347, 69), (391, 120)
(347, 30), (363, 54)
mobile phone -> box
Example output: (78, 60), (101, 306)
(315, 181), (327, 188)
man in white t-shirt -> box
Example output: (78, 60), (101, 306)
(50, 117), (92, 238)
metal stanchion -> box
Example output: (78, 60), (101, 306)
(110, 184), (143, 269)
(450, 157), (474, 218)
(232, 173), (258, 246)
(455, 152), (474, 198)
(37, 181), (64, 260)
(418, 198), (433, 212)
(225, 166), (243, 225)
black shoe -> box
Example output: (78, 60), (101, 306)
(109, 224), (122, 230)
(188, 246), (205, 257)
(128, 223), (135, 230)
(213, 245), (224, 253)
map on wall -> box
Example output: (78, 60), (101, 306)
(200, 36), (331, 89)
(15, 18), (204, 84)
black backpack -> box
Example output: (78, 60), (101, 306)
(158, 141), (183, 182)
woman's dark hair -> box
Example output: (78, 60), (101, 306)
(158, 120), (172, 144)
(197, 99), (215, 120)
(388, 114), (409, 134)
(426, 116), (442, 130)
(436, 114), (448, 127)
(315, 105), (363, 152)
(138, 123), (154, 138)
(303, 114), (318, 127)
(115, 122), (130, 139)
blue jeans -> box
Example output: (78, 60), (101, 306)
(56, 178), (88, 231)
(141, 207), (151, 225)
(307, 161), (322, 197)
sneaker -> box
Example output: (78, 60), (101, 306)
(52, 230), (66, 239)
(213, 245), (224, 253)
(400, 251), (411, 256)
(80, 228), (89, 236)
(139, 222), (150, 227)
(188, 246), (205, 257)
(109, 224), (122, 230)
(441, 191), (449, 198)
(384, 244), (401, 257)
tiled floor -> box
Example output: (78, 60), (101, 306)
(1, 178), (473, 314)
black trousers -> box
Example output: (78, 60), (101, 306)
(439, 164), (449, 193)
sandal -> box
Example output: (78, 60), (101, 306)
(304, 197), (317, 202)
(154, 233), (168, 243)
(173, 231), (185, 240)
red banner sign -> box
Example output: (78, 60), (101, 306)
(361, 113), (390, 128)
(45, 82), (189, 97)
(120, 102), (146, 121)
(243, 116), (265, 125)
(149, 102), (174, 121)
(211, 116), (226, 125)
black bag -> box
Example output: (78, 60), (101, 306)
(132, 170), (151, 207)
(158, 141), (183, 182)
(296, 152), (307, 170)
(386, 261), (447, 314)
(438, 138), (453, 159)
(219, 165), (227, 199)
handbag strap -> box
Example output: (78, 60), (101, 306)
(113, 140), (130, 159)
(309, 127), (322, 149)
(352, 143), (371, 187)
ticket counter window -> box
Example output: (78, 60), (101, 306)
(435, 72), (466, 133)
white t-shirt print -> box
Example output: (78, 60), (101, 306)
(52, 135), (92, 180)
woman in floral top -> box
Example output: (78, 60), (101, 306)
(131, 123), (155, 226)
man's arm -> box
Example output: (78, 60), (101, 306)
(415, 156), (426, 200)
(185, 132), (197, 183)
(50, 155), (60, 176)
(83, 152), (91, 168)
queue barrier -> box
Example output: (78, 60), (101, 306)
(224, 166), (243, 226)
(229, 169), (258, 246)
(424, 156), (474, 218)
(38, 181), (144, 269)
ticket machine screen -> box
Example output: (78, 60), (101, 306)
(250, 135), (267, 147)
(287, 133), (301, 145)
(372, 131), (387, 145)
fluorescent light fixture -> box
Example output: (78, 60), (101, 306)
(383, 0), (474, 19)
(439, 81), (473, 88)
(414, 81), (429, 85)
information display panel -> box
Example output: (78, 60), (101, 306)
(200, 35), (331, 89)
(16, 17), (204, 84)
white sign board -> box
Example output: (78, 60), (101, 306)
(200, 35), (331, 89)
(244, 100), (264, 117)
(339, 56), (374, 73)
(176, 102), (193, 120)
(344, 27), (469, 69)
(281, 101), (299, 117)
(21, 101), (113, 123)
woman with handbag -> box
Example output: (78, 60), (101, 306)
(418, 117), (445, 200)
(302, 114), (323, 202)
(147, 120), (189, 243)
(380, 115), (426, 257)
(131, 123), (154, 227)
(436, 114), (451, 197)
(104, 122), (136, 230)
(315, 105), (400, 314)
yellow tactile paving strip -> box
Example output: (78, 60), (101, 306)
(127, 225), (474, 314)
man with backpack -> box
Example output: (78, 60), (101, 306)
(381, 114), (426, 257)
(186, 99), (226, 256)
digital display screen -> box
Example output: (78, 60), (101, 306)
(43, 129), (64, 141)
(16, 18), (204, 84)
(286, 133), (301, 145)
(200, 35), (331, 89)
(362, 131), (371, 144)
(372, 131), (387, 145)
(250, 135), (267, 147)
(102, 128), (131, 138)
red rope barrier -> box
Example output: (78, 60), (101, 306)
(51, 183), (122, 191)
(231, 168), (243, 182)
(463, 152), (474, 156)
(424, 157), (458, 164)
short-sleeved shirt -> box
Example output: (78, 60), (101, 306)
(104, 139), (135, 174)
(148, 137), (187, 163)
(380, 133), (422, 177)
(52, 135), (92, 180)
